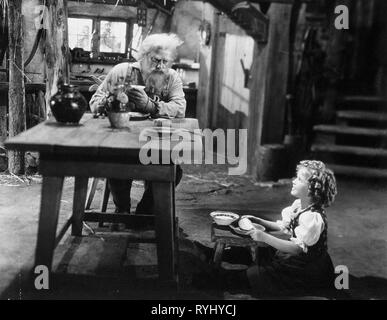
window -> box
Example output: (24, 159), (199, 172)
(100, 20), (127, 53)
(68, 18), (93, 51)
(68, 16), (142, 58)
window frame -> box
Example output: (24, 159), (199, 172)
(68, 14), (135, 57)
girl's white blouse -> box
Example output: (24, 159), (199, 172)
(276, 199), (324, 253)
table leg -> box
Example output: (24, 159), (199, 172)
(152, 181), (177, 284)
(213, 242), (225, 268)
(72, 177), (89, 236)
(35, 176), (64, 271)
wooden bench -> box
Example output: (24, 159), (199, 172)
(211, 223), (268, 268)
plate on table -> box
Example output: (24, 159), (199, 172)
(129, 112), (150, 121)
(229, 221), (265, 236)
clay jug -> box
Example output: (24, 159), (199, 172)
(50, 84), (87, 124)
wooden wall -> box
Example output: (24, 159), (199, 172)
(212, 17), (254, 131)
(197, 3), (292, 178)
(197, 8), (253, 131)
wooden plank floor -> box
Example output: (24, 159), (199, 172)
(53, 232), (131, 278)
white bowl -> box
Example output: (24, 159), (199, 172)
(210, 211), (239, 226)
(130, 85), (146, 90)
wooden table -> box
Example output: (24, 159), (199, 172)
(5, 113), (202, 285)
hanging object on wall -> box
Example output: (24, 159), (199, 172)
(199, 20), (211, 46)
(137, 1), (147, 27)
(25, 4), (50, 68)
(231, 1), (269, 44)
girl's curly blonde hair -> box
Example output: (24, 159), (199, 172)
(297, 160), (338, 208)
(138, 33), (183, 61)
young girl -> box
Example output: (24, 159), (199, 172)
(241, 160), (338, 296)
(194, 160), (338, 296)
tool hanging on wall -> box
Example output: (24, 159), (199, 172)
(137, 1), (147, 27)
(240, 58), (252, 88)
(25, 4), (50, 68)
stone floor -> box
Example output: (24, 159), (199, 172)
(0, 164), (387, 300)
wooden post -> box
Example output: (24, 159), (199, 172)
(44, 0), (70, 115)
(248, 3), (292, 177)
(7, 0), (26, 174)
(197, 3), (218, 129)
(0, 104), (6, 144)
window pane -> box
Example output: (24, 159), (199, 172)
(130, 23), (143, 60)
(100, 21), (127, 53)
(132, 23), (143, 51)
(68, 18), (93, 51)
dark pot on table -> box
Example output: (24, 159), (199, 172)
(50, 84), (87, 124)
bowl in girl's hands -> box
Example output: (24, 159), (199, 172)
(210, 211), (239, 226)
(229, 218), (265, 236)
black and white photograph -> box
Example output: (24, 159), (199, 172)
(0, 0), (386, 305)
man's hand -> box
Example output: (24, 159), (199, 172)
(94, 97), (107, 115)
(128, 87), (157, 114)
(116, 92), (129, 104)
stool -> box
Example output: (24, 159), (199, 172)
(85, 178), (110, 227)
(211, 223), (267, 268)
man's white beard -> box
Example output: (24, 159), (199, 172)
(146, 70), (168, 95)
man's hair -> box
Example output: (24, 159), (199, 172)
(138, 33), (183, 61)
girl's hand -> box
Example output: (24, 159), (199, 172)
(241, 215), (262, 223)
(248, 228), (265, 242)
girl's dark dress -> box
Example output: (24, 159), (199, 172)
(247, 200), (335, 296)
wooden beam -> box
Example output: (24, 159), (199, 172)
(45, 0), (71, 116)
(68, 0), (139, 6)
(39, 158), (176, 182)
(7, 0), (26, 174)
(68, 0), (176, 15)
(143, 0), (173, 16)
(206, 0), (232, 15)
(206, 0), (320, 15)
(197, 3), (218, 128)
(248, 3), (292, 177)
